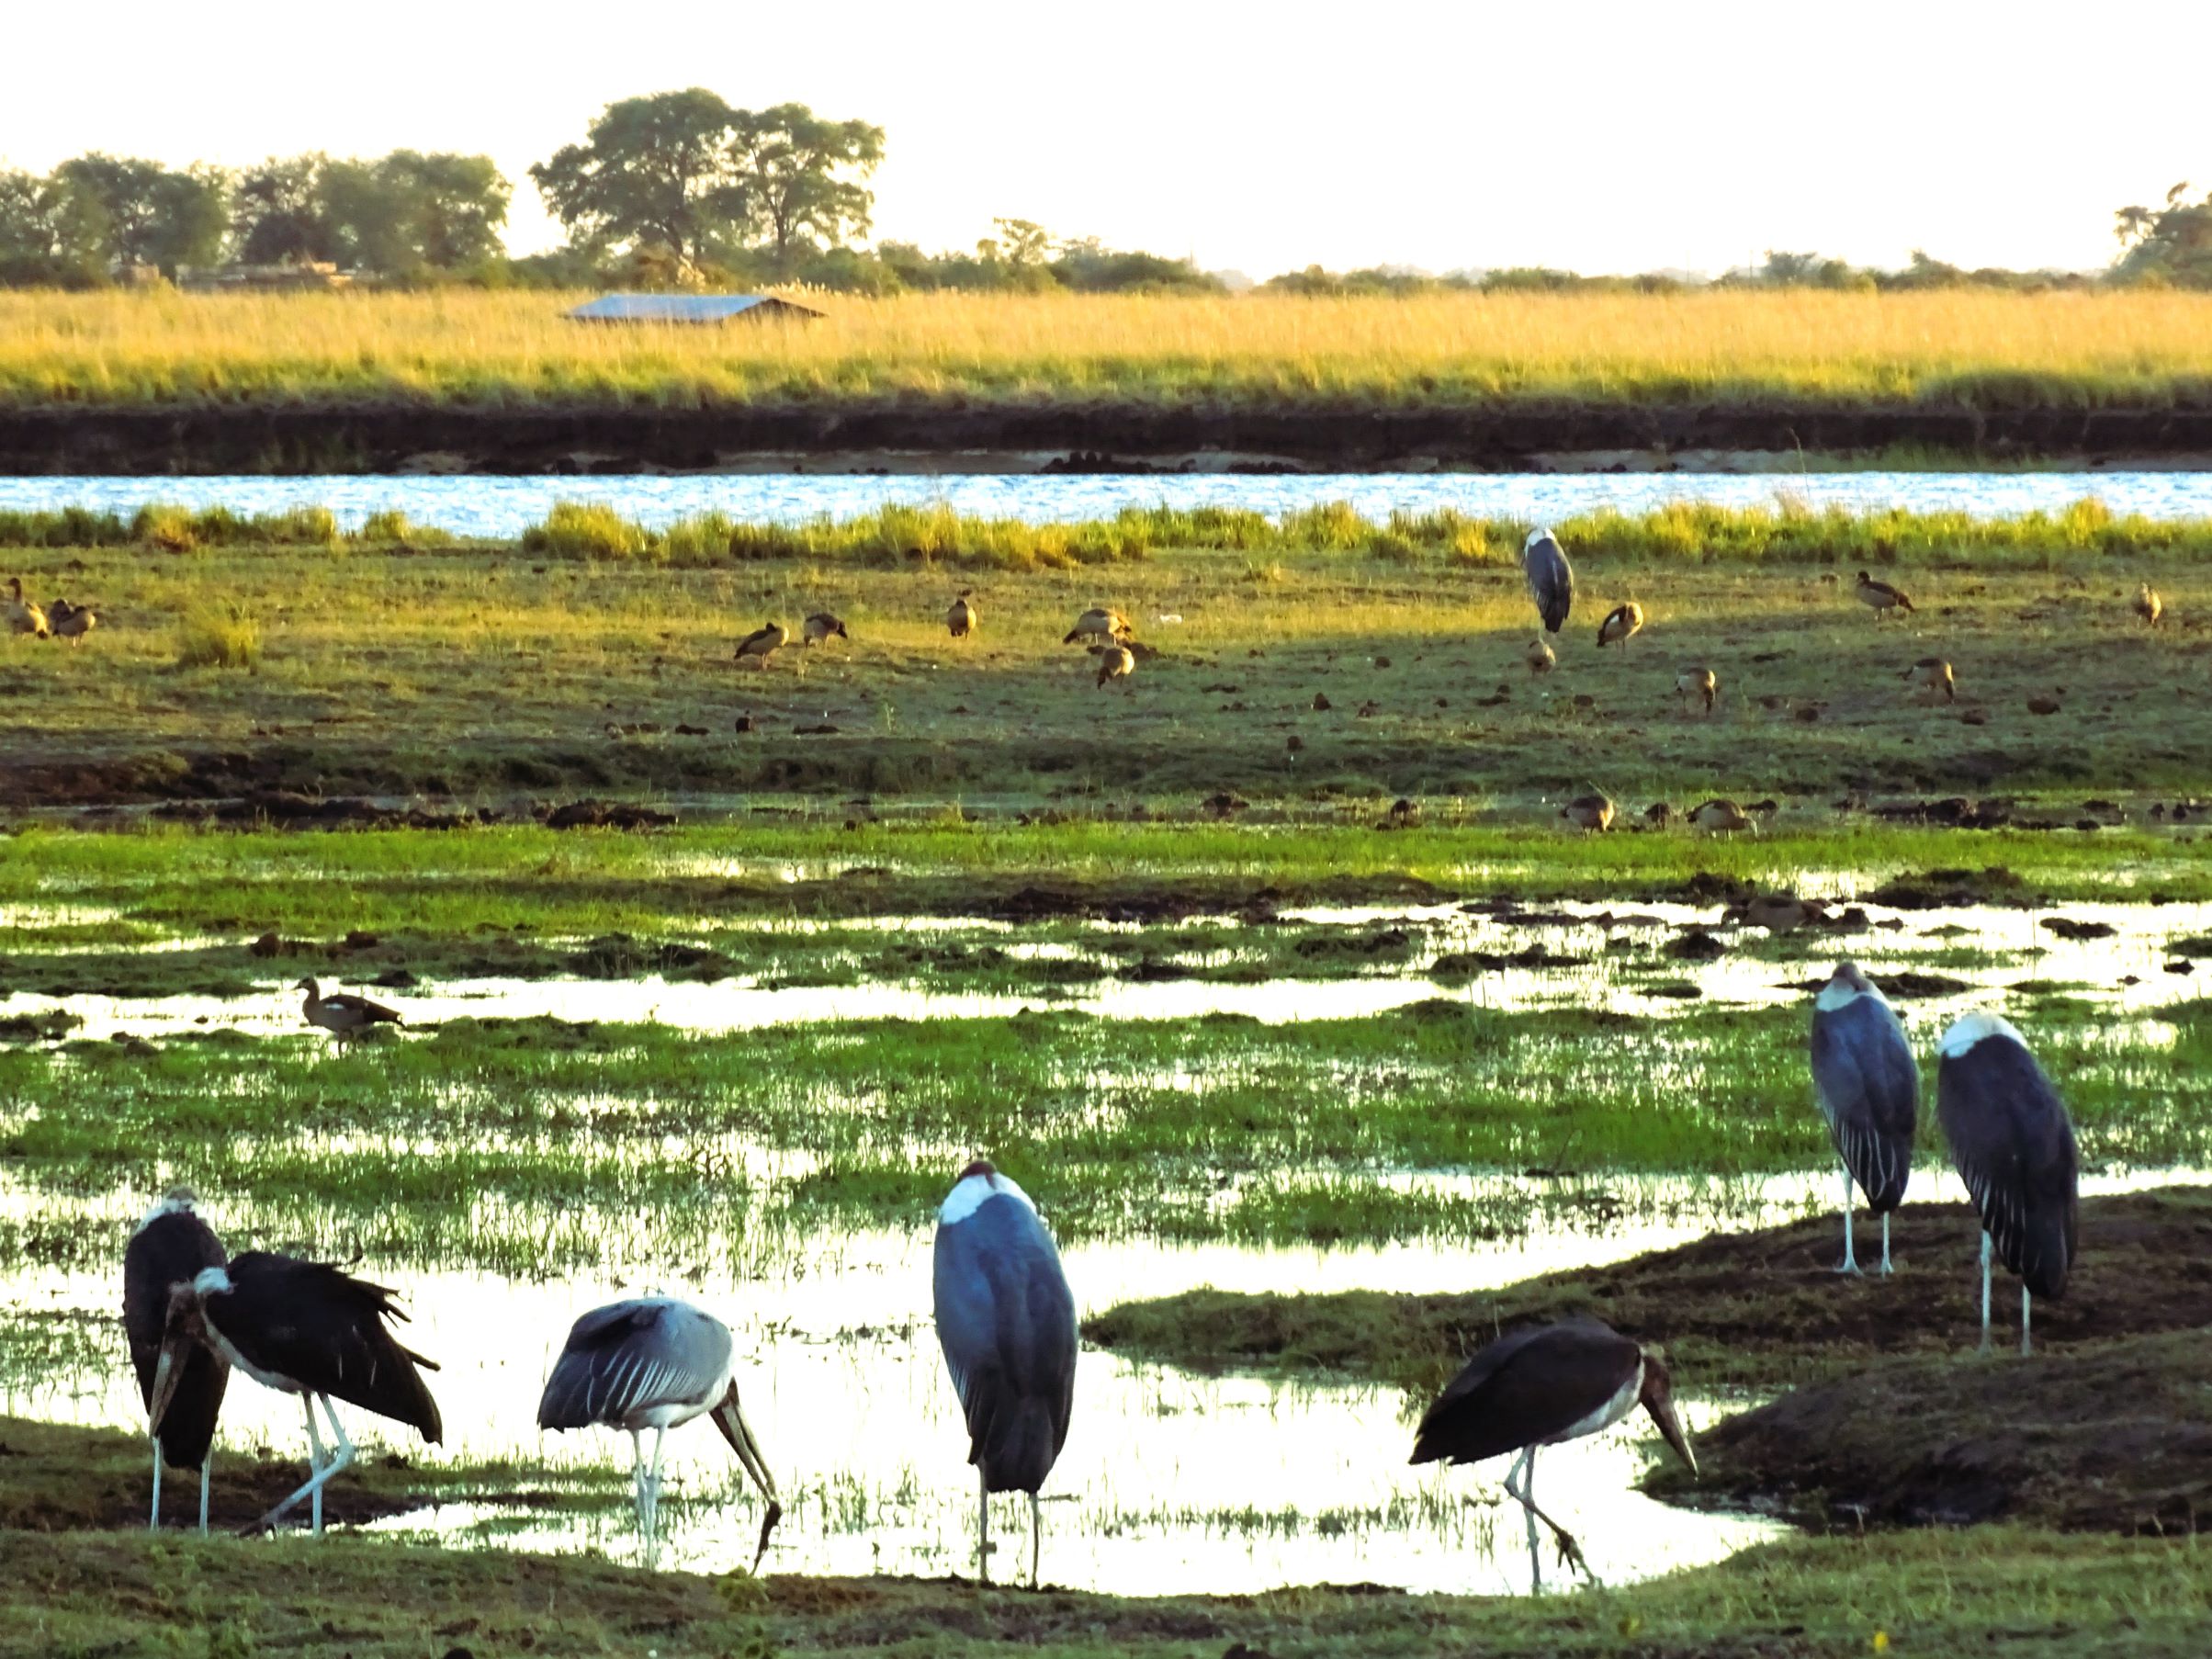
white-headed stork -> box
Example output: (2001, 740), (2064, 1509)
(1521, 529), (1574, 636)
(1410, 1318), (1694, 1587)
(1936, 1012), (2080, 1355)
(1809, 963), (1920, 1274)
(123, 1191), (231, 1532)
(151, 1252), (442, 1534)
(932, 1159), (1078, 1586)
(537, 1297), (783, 1568)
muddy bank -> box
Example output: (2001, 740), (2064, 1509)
(1656, 1331), (2212, 1534)
(6, 396), (2212, 473)
(1085, 1187), (2212, 1393)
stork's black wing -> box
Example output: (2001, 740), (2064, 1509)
(537, 1297), (732, 1429)
(1810, 994), (1920, 1213)
(214, 1252), (443, 1441)
(123, 1205), (231, 1469)
(933, 1196), (1078, 1495)
(1938, 1037), (2079, 1299)
(1410, 1319), (1640, 1466)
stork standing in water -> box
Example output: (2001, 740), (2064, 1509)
(537, 1297), (782, 1568)
(150, 1253), (442, 1534)
(1410, 1318), (1694, 1588)
(1937, 1013), (2080, 1355)
(1520, 529), (1574, 636)
(124, 1192), (230, 1531)
(932, 1160), (1077, 1586)
(1808, 963), (1919, 1274)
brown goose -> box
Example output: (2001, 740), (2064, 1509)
(49, 599), (97, 645)
(1063, 606), (1132, 646)
(1596, 602), (1644, 649)
(1524, 638), (1556, 676)
(1731, 894), (1827, 931)
(1904, 657), (1956, 704)
(297, 978), (402, 1042)
(1688, 798), (1750, 833)
(2134, 583), (2163, 627)
(802, 612), (849, 647)
(733, 622), (789, 668)
(1094, 643), (1135, 690)
(6, 577), (49, 638)
(1676, 667), (1717, 714)
(1856, 571), (1914, 620)
(947, 592), (978, 638)
(1558, 794), (1615, 832)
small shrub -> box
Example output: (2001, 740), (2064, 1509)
(134, 503), (200, 554)
(175, 604), (262, 669)
(521, 501), (655, 561)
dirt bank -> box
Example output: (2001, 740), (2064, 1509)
(6, 396), (2212, 473)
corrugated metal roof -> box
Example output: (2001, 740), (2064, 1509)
(566, 293), (823, 323)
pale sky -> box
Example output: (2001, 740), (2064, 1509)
(6, 0), (2206, 277)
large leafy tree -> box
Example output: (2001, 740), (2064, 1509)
(728, 104), (884, 269)
(2116, 182), (2212, 288)
(238, 151), (509, 274)
(232, 153), (335, 264)
(51, 153), (229, 271)
(530, 89), (749, 265)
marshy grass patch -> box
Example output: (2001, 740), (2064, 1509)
(173, 603), (262, 670)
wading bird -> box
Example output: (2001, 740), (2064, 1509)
(537, 1297), (783, 1568)
(1094, 644), (1135, 690)
(947, 592), (978, 638)
(932, 1160), (1077, 1586)
(124, 1192), (230, 1532)
(48, 598), (96, 645)
(1905, 657), (1957, 704)
(802, 612), (849, 647)
(150, 1253), (442, 1535)
(1688, 798), (1749, 833)
(1521, 529), (1574, 635)
(1409, 1318), (1695, 1588)
(5, 577), (48, 638)
(1558, 794), (1614, 832)
(1063, 606), (1132, 645)
(733, 621), (789, 668)
(1856, 571), (1914, 621)
(1809, 963), (1919, 1275)
(1596, 603), (1644, 649)
(2134, 582), (2163, 627)
(1936, 1013), (2079, 1355)
(1525, 638), (1556, 676)
(1676, 667), (1717, 714)
(296, 977), (402, 1043)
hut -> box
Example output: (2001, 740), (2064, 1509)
(565, 294), (825, 325)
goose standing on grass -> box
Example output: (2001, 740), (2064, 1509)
(1808, 964), (1919, 1276)
(802, 612), (849, 647)
(1063, 606), (1132, 645)
(296, 977), (402, 1043)
(733, 621), (789, 668)
(1094, 644), (1135, 690)
(1936, 1012), (2079, 1355)
(1409, 1318), (1695, 1589)
(1905, 657), (1957, 704)
(124, 1191), (230, 1533)
(1688, 798), (1750, 833)
(537, 1297), (783, 1569)
(1521, 529), (1574, 635)
(1558, 794), (1614, 832)
(48, 599), (97, 644)
(933, 1160), (1078, 1586)
(6, 577), (48, 638)
(149, 1253), (442, 1535)
(1676, 667), (1717, 714)
(2134, 583), (2163, 627)
(947, 592), (978, 639)
(1856, 571), (1914, 621)
(1596, 603), (1644, 649)
(1524, 638), (1556, 676)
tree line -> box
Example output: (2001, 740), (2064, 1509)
(4, 89), (2209, 293)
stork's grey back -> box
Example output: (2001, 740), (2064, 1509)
(933, 1194), (1078, 1495)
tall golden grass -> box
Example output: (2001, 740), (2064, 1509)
(2, 288), (2210, 407)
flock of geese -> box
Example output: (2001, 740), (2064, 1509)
(732, 595), (1138, 688)
(5, 576), (96, 643)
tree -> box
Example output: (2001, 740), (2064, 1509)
(994, 219), (1052, 267)
(232, 154), (335, 265)
(727, 104), (885, 270)
(51, 153), (229, 272)
(310, 152), (508, 275)
(2115, 181), (2212, 287)
(530, 88), (748, 265)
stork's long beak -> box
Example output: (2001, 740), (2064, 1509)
(711, 1385), (783, 1571)
(147, 1332), (191, 1437)
(1648, 1393), (1697, 1478)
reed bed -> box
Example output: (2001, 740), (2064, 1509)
(5, 288), (2212, 408)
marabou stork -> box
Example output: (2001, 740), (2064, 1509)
(1520, 529), (1574, 635)
(932, 1159), (1078, 1586)
(150, 1253), (442, 1534)
(1936, 1012), (2080, 1355)
(536, 1297), (783, 1568)
(1808, 963), (1919, 1274)
(123, 1191), (231, 1531)
(1410, 1318), (1694, 1587)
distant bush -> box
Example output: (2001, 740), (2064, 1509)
(175, 604), (261, 669)
(130, 502), (340, 553)
(521, 501), (655, 561)
(354, 508), (449, 547)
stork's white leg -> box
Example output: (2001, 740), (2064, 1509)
(1029, 1490), (1043, 1589)
(149, 1438), (163, 1531)
(1503, 1443), (1595, 1588)
(199, 1450), (212, 1535)
(1979, 1231), (1992, 1353)
(977, 1466), (991, 1585)
(1879, 1212), (1893, 1277)
(2022, 1282), (2032, 1358)
(250, 1396), (352, 1534)
(1836, 1160), (1860, 1274)
(1501, 1447), (1540, 1588)
(303, 1394), (327, 1536)
(629, 1428), (646, 1542)
(644, 1426), (668, 1564)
